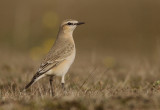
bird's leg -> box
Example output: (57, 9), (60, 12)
(62, 83), (65, 90)
(49, 76), (54, 96)
(61, 75), (65, 90)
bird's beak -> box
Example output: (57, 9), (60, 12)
(76, 22), (85, 25)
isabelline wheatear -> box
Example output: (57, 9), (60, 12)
(24, 19), (84, 96)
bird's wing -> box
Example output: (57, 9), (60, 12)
(23, 41), (74, 90)
(37, 41), (74, 74)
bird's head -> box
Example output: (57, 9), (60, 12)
(60, 19), (85, 34)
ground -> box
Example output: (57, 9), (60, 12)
(0, 49), (160, 110)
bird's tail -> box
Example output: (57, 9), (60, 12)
(23, 72), (45, 91)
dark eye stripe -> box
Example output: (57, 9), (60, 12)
(67, 22), (73, 25)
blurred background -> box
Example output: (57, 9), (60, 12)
(0, 0), (160, 61)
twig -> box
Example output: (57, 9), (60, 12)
(79, 67), (97, 89)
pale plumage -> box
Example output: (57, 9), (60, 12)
(24, 19), (84, 96)
(38, 38), (75, 74)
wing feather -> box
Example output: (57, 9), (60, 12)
(37, 40), (74, 74)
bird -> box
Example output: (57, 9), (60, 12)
(23, 19), (85, 96)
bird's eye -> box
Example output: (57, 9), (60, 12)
(67, 22), (72, 25)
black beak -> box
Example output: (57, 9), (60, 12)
(76, 22), (85, 25)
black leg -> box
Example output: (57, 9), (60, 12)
(49, 76), (54, 96)
(61, 83), (65, 90)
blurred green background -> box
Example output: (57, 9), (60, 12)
(0, 0), (160, 58)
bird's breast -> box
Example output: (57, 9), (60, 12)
(47, 48), (76, 77)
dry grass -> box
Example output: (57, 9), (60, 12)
(0, 49), (160, 110)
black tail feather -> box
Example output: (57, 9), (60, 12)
(23, 73), (39, 91)
(24, 78), (35, 90)
(23, 72), (45, 91)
